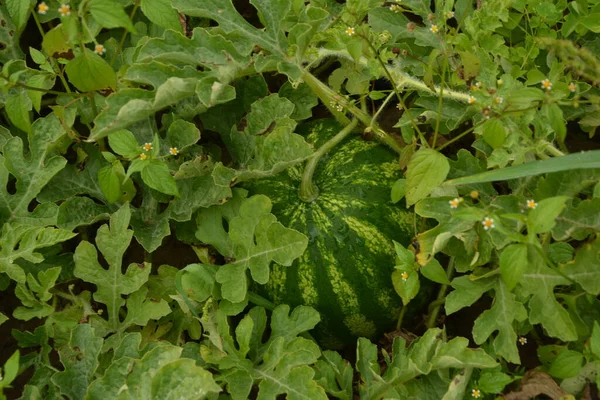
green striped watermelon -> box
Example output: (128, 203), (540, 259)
(247, 119), (418, 348)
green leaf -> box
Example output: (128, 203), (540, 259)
(41, 25), (71, 56)
(65, 48), (117, 92)
(0, 224), (75, 283)
(0, 113), (67, 227)
(543, 103), (567, 142)
(108, 129), (140, 159)
(140, 0), (183, 32)
(478, 370), (513, 393)
(6, 0), (30, 32)
(562, 237), (600, 295)
(499, 244), (528, 291)
(520, 249), (577, 342)
(52, 324), (103, 400)
(313, 351), (354, 400)
(391, 179), (407, 203)
(553, 198), (600, 240)
(98, 164), (123, 203)
(548, 350), (583, 379)
(13, 267), (61, 321)
(527, 196), (569, 234)
(421, 258), (451, 285)
(392, 266), (420, 306)
(141, 161), (180, 196)
(481, 119), (506, 149)
(151, 359), (221, 399)
(406, 148), (450, 206)
(472, 279), (527, 364)
(279, 82), (319, 121)
(444, 150), (600, 186)
(166, 120), (200, 153)
(74, 204), (151, 331)
(445, 276), (496, 315)
(195, 189), (308, 302)
(57, 197), (112, 230)
(393, 240), (415, 266)
(88, 0), (136, 32)
(130, 186), (172, 253)
(0, 350), (20, 389)
(5, 89), (32, 133)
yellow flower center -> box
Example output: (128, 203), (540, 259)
(401, 272), (409, 281)
(59, 4), (70, 16)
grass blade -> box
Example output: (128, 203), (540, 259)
(444, 150), (600, 186)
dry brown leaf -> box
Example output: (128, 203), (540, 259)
(502, 370), (571, 400)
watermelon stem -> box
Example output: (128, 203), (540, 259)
(299, 119), (359, 202)
(247, 291), (276, 311)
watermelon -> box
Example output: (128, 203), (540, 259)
(247, 119), (418, 348)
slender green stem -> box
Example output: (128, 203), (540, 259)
(426, 257), (455, 329)
(433, 59), (449, 148)
(301, 70), (403, 154)
(370, 91), (396, 126)
(299, 119), (359, 202)
(112, 4), (139, 67)
(396, 305), (408, 330)
(0, 74), (79, 96)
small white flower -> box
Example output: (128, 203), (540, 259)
(37, 2), (49, 14)
(140, 153), (148, 160)
(401, 271), (409, 281)
(430, 24), (439, 33)
(449, 198), (461, 209)
(482, 217), (495, 230)
(526, 199), (538, 209)
(94, 44), (105, 55)
(468, 95), (476, 104)
(446, 11), (455, 19)
(518, 337), (528, 345)
(169, 147), (179, 156)
(143, 142), (153, 151)
(336, 104), (344, 112)
(390, 4), (401, 12)
(346, 27), (355, 36)
(541, 78), (552, 91)
(472, 389), (482, 398)
(568, 82), (576, 92)
(495, 96), (504, 104)
(59, 4), (71, 17)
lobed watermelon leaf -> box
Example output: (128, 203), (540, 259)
(195, 189), (308, 303)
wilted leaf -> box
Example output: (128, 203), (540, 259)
(503, 370), (568, 400)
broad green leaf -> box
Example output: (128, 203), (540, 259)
(13, 267), (61, 321)
(0, 114), (67, 227)
(98, 164), (123, 203)
(562, 237), (600, 295)
(108, 129), (140, 159)
(548, 242), (574, 264)
(0, 3), (24, 63)
(313, 351), (353, 400)
(393, 240), (415, 266)
(446, 276), (495, 315)
(431, 337), (497, 370)
(151, 359), (220, 399)
(130, 186), (172, 253)
(553, 198), (600, 240)
(74, 204), (151, 331)
(90, 82), (196, 140)
(119, 287), (171, 331)
(391, 179), (407, 203)
(0, 224), (75, 283)
(472, 279), (527, 364)
(548, 350), (583, 379)
(65, 49), (117, 92)
(195, 189), (308, 302)
(356, 338), (380, 384)
(527, 196), (569, 234)
(52, 324), (103, 400)
(406, 148), (450, 206)
(478, 371), (513, 393)
(57, 197), (112, 231)
(444, 150), (600, 186)
(141, 161), (180, 196)
(88, 0), (136, 32)
(140, 0), (183, 32)
(6, 0), (30, 32)
(0, 350), (20, 390)
(543, 103), (567, 142)
(41, 24), (71, 56)
(279, 82), (319, 121)
(520, 249), (577, 341)
(481, 118), (506, 149)
(499, 244), (528, 290)
(392, 266), (420, 306)
(167, 174), (232, 222)
(38, 143), (109, 203)
(421, 258), (451, 285)
(5, 90), (32, 133)
(166, 120), (200, 153)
